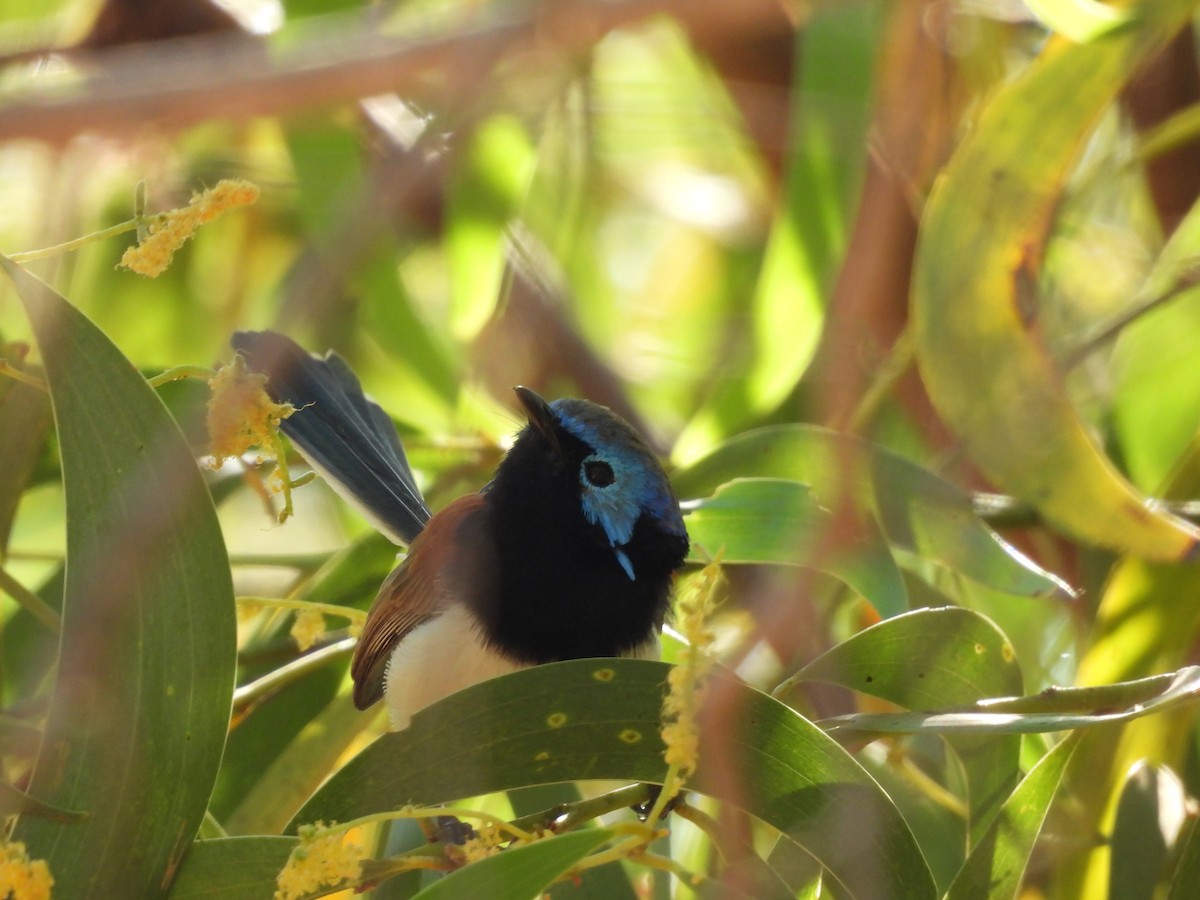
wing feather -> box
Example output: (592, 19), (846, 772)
(350, 493), (496, 709)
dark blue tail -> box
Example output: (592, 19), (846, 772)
(231, 330), (430, 545)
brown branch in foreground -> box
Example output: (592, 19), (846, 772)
(0, 0), (788, 145)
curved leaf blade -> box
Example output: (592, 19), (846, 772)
(790, 607), (1023, 844)
(684, 478), (908, 617)
(944, 733), (1080, 900)
(673, 426), (1071, 598)
(910, 3), (1200, 560)
(292, 659), (936, 900)
(4, 257), (237, 897)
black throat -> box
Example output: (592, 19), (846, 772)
(465, 425), (688, 664)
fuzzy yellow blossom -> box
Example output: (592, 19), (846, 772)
(205, 354), (295, 465)
(0, 840), (54, 900)
(660, 557), (722, 779)
(290, 608), (327, 651)
(119, 178), (260, 277)
(456, 822), (506, 864)
(275, 822), (364, 900)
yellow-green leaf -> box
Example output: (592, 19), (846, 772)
(911, 2), (1200, 560)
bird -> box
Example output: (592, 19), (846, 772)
(230, 331), (690, 729)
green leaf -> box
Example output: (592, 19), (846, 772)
(910, 0), (1200, 560)
(673, 5), (876, 461)
(0, 779), (87, 823)
(4, 257), (237, 897)
(223, 684), (374, 836)
(789, 607), (1023, 843)
(167, 836), (298, 900)
(673, 425), (1071, 599)
(292, 659), (937, 900)
(944, 733), (1080, 900)
(290, 658), (671, 827)
(1166, 816), (1200, 900)
(684, 478), (907, 617)
(413, 828), (615, 900)
(1109, 762), (1182, 900)
(1111, 197), (1200, 492)
(819, 666), (1200, 735)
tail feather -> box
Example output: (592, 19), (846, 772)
(231, 330), (431, 545)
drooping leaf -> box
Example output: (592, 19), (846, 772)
(4, 256), (237, 897)
(910, 0), (1200, 560)
(789, 607), (1023, 843)
(684, 477), (907, 617)
(944, 733), (1080, 900)
(292, 659), (937, 900)
(672, 425), (1071, 599)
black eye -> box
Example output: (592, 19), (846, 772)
(583, 459), (615, 487)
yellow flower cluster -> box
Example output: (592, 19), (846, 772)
(119, 178), (260, 277)
(274, 822), (364, 900)
(205, 354), (295, 465)
(456, 822), (506, 864)
(661, 557), (722, 778)
(290, 609), (326, 651)
(0, 840), (54, 900)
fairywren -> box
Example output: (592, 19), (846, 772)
(231, 331), (689, 729)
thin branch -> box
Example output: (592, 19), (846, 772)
(508, 782), (654, 835)
(1059, 267), (1200, 371)
(0, 565), (60, 632)
(973, 491), (1200, 529)
(231, 636), (355, 713)
(9, 218), (141, 262)
(0, 0), (786, 144)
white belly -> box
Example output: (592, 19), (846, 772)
(382, 604), (661, 730)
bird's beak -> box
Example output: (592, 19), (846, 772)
(514, 386), (561, 456)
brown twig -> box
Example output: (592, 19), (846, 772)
(0, 0), (788, 144)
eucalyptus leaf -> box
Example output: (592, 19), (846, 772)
(4, 257), (237, 897)
(672, 425), (1072, 600)
(684, 477), (907, 617)
(820, 666), (1200, 735)
(944, 733), (1080, 900)
(910, 0), (1200, 560)
(787, 607), (1023, 844)
(292, 659), (936, 900)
